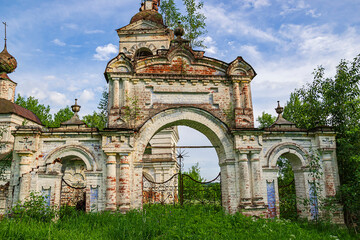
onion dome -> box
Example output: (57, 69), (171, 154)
(130, 10), (164, 25)
(0, 45), (17, 74)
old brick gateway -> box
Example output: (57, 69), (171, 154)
(0, 0), (343, 222)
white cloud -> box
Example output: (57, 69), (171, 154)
(203, 4), (280, 43)
(306, 9), (321, 18)
(280, 0), (320, 18)
(79, 89), (95, 103)
(93, 43), (118, 61)
(244, 0), (270, 9)
(49, 91), (69, 105)
(239, 45), (262, 62)
(202, 36), (217, 55)
(52, 39), (66, 46)
(44, 75), (56, 80)
(85, 29), (105, 34)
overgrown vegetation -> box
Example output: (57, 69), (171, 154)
(181, 163), (221, 205)
(283, 55), (360, 230)
(277, 157), (298, 221)
(123, 94), (142, 128)
(0, 202), (355, 239)
(160, 0), (207, 48)
(257, 55), (360, 231)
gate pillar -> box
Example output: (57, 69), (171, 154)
(238, 153), (251, 206)
(119, 155), (131, 212)
(18, 153), (33, 203)
(250, 152), (264, 205)
(220, 159), (238, 214)
(105, 153), (117, 211)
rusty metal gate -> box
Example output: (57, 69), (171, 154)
(142, 172), (221, 206)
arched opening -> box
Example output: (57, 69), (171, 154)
(60, 156), (87, 211)
(277, 155), (298, 220)
(142, 125), (221, 205)
(135, 47), (153, 58)
(135, 108), (236, 212)
(266, 144), (311, 219)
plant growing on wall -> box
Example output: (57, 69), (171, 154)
(224, 103), (235, 127)
(160, 0), (207, 48)
(122, 94), (142, 128)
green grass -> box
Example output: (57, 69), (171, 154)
(0, 205), (356, 240)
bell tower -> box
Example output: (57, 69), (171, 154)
(116, 0), (173, 60)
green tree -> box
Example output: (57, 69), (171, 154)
(181, 0), (207, 48)
(83, 112), (107, 130)
(283, 55), (360, 228)
(182, 163), (205, 203)
(160, 0), (207, 48)
(160, 0), (181, 29)
(15, 95), (52, 127)
(82, 89), (108, 130)
(52, 106), (73, 127)
(256, 111), (276, 128)
(277, 157), (297, 220)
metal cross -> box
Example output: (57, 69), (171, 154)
(2, 22), (7, 47)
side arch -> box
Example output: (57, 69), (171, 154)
(265, 142), (310, 169)
(134, 107), (235, 163)
(44, 145), (98, 171)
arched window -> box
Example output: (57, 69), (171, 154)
(135, 48), (153, 58)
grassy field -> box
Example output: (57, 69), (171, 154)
(0, 205), (356, 240)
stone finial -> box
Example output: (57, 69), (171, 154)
(61, 99), (85, 126)
(174, 22), (185, 39)
(71, 99), (81, 114)
(275, 101), (283, 116)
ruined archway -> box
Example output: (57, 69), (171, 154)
(132, 107), (237, 212)
(265, 143), (312, 219)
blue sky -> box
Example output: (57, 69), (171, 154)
(1, 0), (359, 179)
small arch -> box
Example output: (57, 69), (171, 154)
(266, 142), (309, 169)
(44, 145), (97, 171)
(135, 47), (153, 58)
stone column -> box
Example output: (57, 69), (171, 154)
(242, 81), (252, 109)
(119, 155), (131, 212)
(233, 81), (241, 108)
(18, 153), (33, 203)
(105, 154), (117, 211)
(250, 152), (263, 204)
(321, 151), (336, 197)
(238, 153), (251, 205)
(112, 78), (120, 109)
(221, 159), (237, 214)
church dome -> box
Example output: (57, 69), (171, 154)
(130, 10), (164, 25)
(0, 46), (17, 74)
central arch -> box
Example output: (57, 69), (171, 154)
(134, 107), (234, 162)
(133, 107), (237, 212)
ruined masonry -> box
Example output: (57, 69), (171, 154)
(0, 1), (343, 222)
